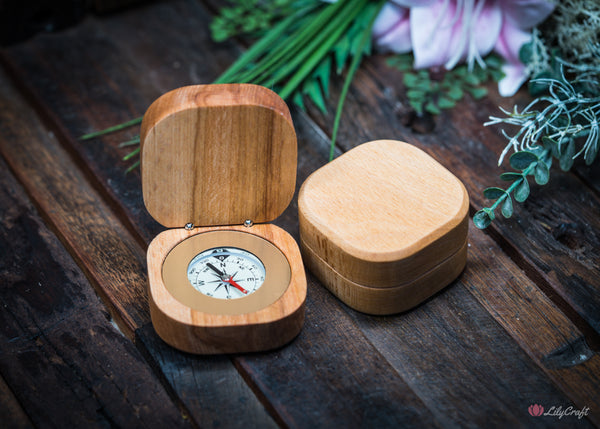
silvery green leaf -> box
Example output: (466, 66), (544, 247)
(559, 139), (575, 171)
(514, 178), (530, 202)
(473, 209), (493, 229)
(510, 151), (538, 170)
(500, 172), (523, 181)
(483, 187), (505, 199)
(534, 162), (549, 185)
(501, 195), (513, 218)
(584, 142), (598, 165)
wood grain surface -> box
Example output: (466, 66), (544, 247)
(140, 84), (297, 227)
(146, 224), (306, 354)
(298, 139), (469, 313)
(0, 0), (598, 427)
(0, 156), (190, 428)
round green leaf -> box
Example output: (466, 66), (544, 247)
(534, 162), (549, 185)
(519, 41), (533, 64)
(437, 96), (456, 109)
(500, 172), (522, 182)
(501, 196), (513, 218)
(483, 187), (505, 200)
(473, 209), (493, 229)
(425, 101), (441, 115)
(514, 178), (530, 202)
(447, 86), (463, 101)
(509, 151), (538, 170)
(403, 73), (419, 88)
(467, 87), (487, 100)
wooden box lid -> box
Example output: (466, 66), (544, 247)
(298, 140), (469, 289)
(140, 84), (297, 228)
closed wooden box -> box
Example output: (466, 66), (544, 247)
(298, 140), (468, 315)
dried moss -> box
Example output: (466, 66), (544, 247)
(541, 0), (600, 67)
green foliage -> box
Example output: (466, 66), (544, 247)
(476, 0), (600, 229)
(477, 48), (600, 228)
(213, 0), (387, 161)
(386, 54), (504, 115)
(210, 0), (297, 42)
(473, 149), (545, 229)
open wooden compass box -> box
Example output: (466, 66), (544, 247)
(298, 140), (469, 315)
(141, 84), (306, 354)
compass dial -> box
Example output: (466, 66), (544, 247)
(187, 247), (266, 299)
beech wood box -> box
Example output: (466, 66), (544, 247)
(298, 140), (469, 315)
(141, 84), (306, 354)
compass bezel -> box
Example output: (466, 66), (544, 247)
(162, 230), (291, 315)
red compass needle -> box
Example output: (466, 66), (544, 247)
(225, 277), (248, 294)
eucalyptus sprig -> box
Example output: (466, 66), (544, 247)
(473, 147), (551, 229)
(475, 50), (600, 228)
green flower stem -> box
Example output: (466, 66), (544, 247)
(214, 8), (309, 84)
(119, 136), (141, 147)
(80, 116), (142, 140)
(487, 160), (538, 212)
(267, 0), (365, 87)
(122, 146), (140, 161)
(125, 160), (140, 173)
(329, 0), (385, 161)
(279, 0), (368, 99)
(230, 1), (338, 85)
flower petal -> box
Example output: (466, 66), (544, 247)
(501, 0), (555, 29)
(498, 62), (528, 96)
(373, 4), (412, 53)
(494, 19), (532, 95)
(390, 0), (436, 6)
(373, 3), (408, 38)
(494, 17), (531, 64)
(411, 0), (502, 69)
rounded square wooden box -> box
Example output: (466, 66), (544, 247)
(141, 84), (306, 354)
(298, 140), (469, 315)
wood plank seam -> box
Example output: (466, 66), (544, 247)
(469, 206), (600, 352)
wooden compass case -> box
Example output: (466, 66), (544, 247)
(298, 140), (468, 315)
(141, 84), (306, 354)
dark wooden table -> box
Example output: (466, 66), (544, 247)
(1, 1), (598, 427)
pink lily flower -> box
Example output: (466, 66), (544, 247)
(373, 0), (555, 96)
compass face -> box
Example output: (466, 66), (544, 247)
(187, 247), (266, 299)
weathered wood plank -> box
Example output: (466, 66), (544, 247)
(135, 324), (279, 429)
(0, 67), (149, 336)
(0, 64), (280, 428)
(284, 112), (600, 427)
(0, 373), (33, 429)
(1, 0), (239, 245)
(0, 156), (190, 428)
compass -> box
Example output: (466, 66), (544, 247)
(141, 84), (307, 354)
(187, 247), (266, 299)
